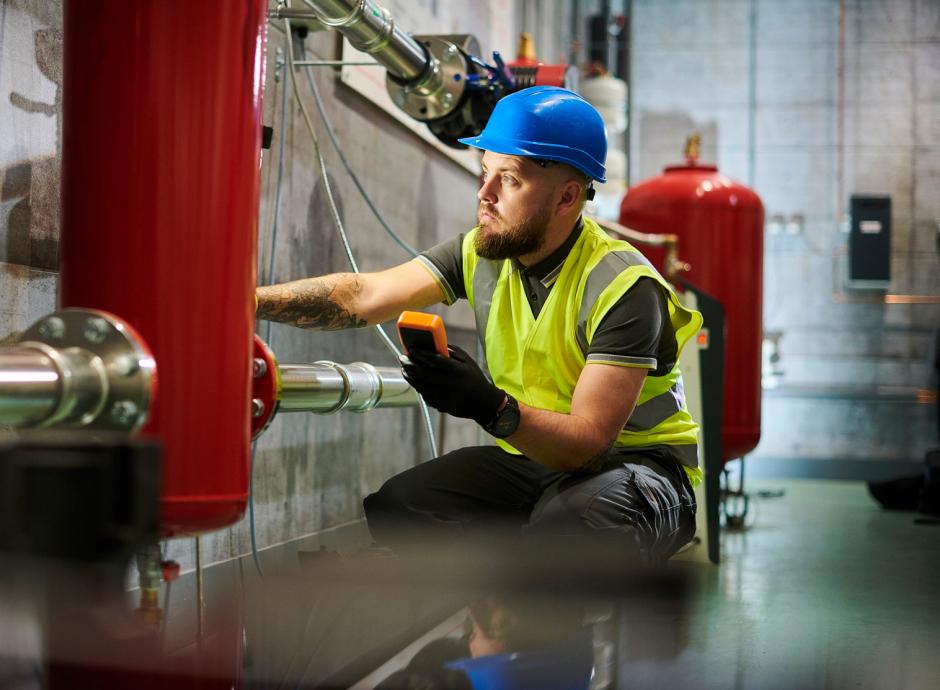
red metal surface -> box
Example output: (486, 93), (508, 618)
(534, 64), (567, 87)
(619, 159), (764, 463)
(251, 335), (280, 440)
(60, 0), (267, 535)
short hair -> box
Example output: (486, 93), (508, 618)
(529, 159), (595, 200)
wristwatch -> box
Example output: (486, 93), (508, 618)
(483, 394), (521, 439)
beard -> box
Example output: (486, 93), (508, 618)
(474, 201), (553, 260)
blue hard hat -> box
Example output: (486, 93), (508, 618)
(458, 86), (607, 183)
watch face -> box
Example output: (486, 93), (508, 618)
(489, 397), (521, 438)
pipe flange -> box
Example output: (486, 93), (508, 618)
(19, 309), (156, 432)
(250, 335), (280, 440)
(386, 36), (468, 121)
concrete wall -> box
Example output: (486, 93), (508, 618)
(0, 0), (483, 575)
(2, 0), (937, 577)
(630, 0), (939, 472)
(0, 1), (60, 339)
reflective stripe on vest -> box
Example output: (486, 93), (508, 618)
(625, 380), (685, 431)
(470, 252), (501, 345)
(575, 249), (656, 355)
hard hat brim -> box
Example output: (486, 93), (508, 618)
(457, 134), (607, 184)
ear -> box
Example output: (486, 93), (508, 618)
(554, 179), (584, 216)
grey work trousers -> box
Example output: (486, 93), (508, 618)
(363, 444), (697, 562)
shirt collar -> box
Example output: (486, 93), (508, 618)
(511, 217), (584, 287)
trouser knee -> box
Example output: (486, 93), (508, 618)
(363, 478), (409, 535)
(527, 463), (695, 562)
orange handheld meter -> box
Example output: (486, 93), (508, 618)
(396, 311), (449, 358)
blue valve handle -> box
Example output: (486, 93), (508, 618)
(466, 51), (516, 92)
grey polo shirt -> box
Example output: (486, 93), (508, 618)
(417, 220), (678, 376)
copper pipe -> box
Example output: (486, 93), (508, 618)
(588, 215), (691, 282)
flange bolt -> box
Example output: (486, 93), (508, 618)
(111, 354), (139, 377)
(83, 317), (109, 344)
(251, 398), (265, 418)
(110, 400), (139, 426)
(38, 317), (66, 341)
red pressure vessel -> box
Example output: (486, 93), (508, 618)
(619, 149), (764, 463)
(60, 0), (267, 535)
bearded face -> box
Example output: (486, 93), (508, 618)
(474, 193), (554, 260)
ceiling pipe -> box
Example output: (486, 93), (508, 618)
(271, 0), (430, 83)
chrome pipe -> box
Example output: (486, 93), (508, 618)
(292, 60), (382, 67)
(278, 361), (419, 413)
(0, 310), (155, 432)
(268, 8), (320, 20)
(0, 348), (61, 426)
(0, 342), (110, 428)
(298, 0), (429, 82)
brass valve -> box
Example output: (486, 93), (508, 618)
(684, 133), (701, 165)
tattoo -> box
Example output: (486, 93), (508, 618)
(579, 441), (615, 474)
(256, 275), (368, 330)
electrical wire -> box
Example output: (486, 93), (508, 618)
(246, 22), (440, 579)
(284, 20), (438, 456)
(262, 42), (292, 346)
(248, 439), (265, 579)
(247, 32), (293, 582)
(301, 62), (419, 258)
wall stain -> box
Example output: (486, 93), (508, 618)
(2, 21), (62, 271)
(298, 171), (344, 279)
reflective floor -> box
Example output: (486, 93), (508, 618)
(241, 478), (940, 689)
(658, 478), (940, 690)
(2, 477), (939, 689)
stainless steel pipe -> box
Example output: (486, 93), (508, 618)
(295, 0), (429, 82)
(279, 361), (418, 413)
(0, 348), (62, 426)
(0, 310), (154, 432)
(0, 342), (109, 428)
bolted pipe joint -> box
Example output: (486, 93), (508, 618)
(0, 309), (155, 432)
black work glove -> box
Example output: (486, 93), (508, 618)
(400, 344), (505, 426)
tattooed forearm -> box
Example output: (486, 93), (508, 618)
(256, 274), (368, 330)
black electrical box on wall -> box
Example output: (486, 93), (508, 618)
(848, 195), (892, 288)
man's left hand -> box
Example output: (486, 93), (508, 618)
(400, 345), (505, 425)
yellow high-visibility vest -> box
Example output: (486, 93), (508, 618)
(462, 218), (704, 484)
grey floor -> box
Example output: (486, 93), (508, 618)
(636, 478), (940, 690)
(4, 478), (937, 689)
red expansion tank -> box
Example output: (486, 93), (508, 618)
(619, 150), (764, 463)
(60, 0), (268, 535)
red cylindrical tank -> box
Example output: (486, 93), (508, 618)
(60, 0), (267, 535)
(619, 153), (764, 463)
